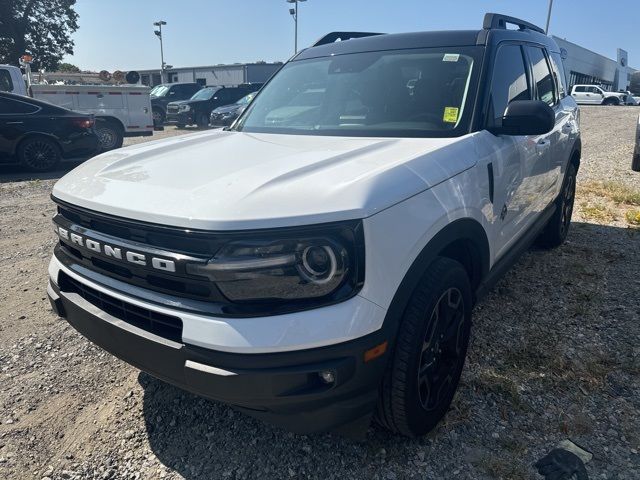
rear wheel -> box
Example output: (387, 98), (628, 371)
(537, 162), (577, 248)
(17, 136), (61, 172)
(375, 257), (472, 437)
(95, 119), (124, 151)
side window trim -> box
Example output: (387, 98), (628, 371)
(0, 97), (41, 115)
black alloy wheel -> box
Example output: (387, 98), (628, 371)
(17, 136), (61, 172)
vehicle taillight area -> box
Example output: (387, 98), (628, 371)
(71, 117), (95, 129)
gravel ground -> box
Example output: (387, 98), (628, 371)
(0, 111), (639, 480)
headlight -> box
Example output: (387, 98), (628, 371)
(179, 104), (191, 112)
(185, 222), (364, 306)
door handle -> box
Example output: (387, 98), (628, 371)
(6, 121), (24, 124)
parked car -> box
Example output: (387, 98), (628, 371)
(150, 82), (202, 125)
(0, 91), (99, 171)
(570, 84), (625, 105)
(166, 84), (262, 128)
(48, 13), (580, 438)
(209, 92), (256, 126)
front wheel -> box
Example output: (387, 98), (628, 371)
(196, 113), (209, 129)
(375, 257), (472, 437)
(603, 98), (619, 106)
(537, 162), (577, 248)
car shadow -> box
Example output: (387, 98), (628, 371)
(136, 220), (638, 479)
(0, 158), (87, 183)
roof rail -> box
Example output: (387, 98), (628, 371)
(312, 31), (384, 47)
(483, 13), (545, 34)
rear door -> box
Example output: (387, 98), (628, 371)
(571, 86), (587, 104)
(0, 96), (41, 156)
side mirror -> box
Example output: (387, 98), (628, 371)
(493, 100), (555, 136)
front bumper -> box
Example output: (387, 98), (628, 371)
(166, 111), (194, 125)
(47, 266), (390, 435)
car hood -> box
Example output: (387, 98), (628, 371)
(52, 130), (478, 230)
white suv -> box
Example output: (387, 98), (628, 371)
(570, 84), (626, 105)
(47, 14), (580, 438)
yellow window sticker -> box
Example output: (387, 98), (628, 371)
(443, 107), (459, 123)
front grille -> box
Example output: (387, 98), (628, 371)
(53, 201), (228, 303)
(59, 271), (183, 342)
(167, 106), (179, 113)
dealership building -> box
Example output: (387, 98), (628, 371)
(136, 62), (282, 88)
(551, 36), (634, 91)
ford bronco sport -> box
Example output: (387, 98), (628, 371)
(47, 13), (580, 437)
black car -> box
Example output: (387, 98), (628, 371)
(150, 83), (202, 125)
(209, 92), (256, 126)
(166, 84), (262, 128)
(0, 92), (100, 171)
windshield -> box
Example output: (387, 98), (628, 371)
(234, 47), (480, 137)
(191, 87), (217, 101)
(150, 85), (169, 97)
(236, 93), (255, 105)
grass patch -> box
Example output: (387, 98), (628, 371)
(477, 456), (530, 479)
(579, 181), (640, 206)
(472, 370), (523, 409)
(625, 209), (640, 226)
(578, 200), (618, 222)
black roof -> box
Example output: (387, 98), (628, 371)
(295, 13), (559, 60)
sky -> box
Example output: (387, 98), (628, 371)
(63, 0), (638, 72)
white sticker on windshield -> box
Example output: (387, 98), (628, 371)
(443, 53), (460, 62)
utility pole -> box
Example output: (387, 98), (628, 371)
(153, 20), (167, 83)
(287, 0), (307, 54)
(545, 0), (554, 34)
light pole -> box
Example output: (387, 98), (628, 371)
(153, 20), (167, 83)
(545, 0), (554, 34)
(286, 0), (307, 54)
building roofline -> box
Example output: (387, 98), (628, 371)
(135, 62), (283, 74)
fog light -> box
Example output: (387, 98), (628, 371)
(319, 370), (335, 384)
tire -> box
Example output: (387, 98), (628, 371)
(603, 98), (619, 106)
(152, 108), (165, 126)
(176, 123), (186, 129)
(196, 112), (209, 129)
(537, 162), (577, 248)
(17, 136), (61, 172)
(95, 120), (124, 151)
(375, 257), (472, 437)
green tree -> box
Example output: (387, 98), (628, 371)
(58, 62), (80, 73)
(0, 0), (79, 71)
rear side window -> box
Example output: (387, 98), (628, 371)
(574, 86), (586, 93)
(549, 52), (567, 98)
(0, 97), (39, 114)
(488, 44), (530, 124)
(527, 46), (556, 106)
(0, 70), (14, 92)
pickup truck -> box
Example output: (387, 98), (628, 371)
(570, 84), (626, 105)
(0, 64), (153, 151)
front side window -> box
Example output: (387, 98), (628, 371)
(487, 44), (530, 125)
(0, 70), (14, 92)
(527, 46), (556, 106)
(235, 47), (481, 138)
